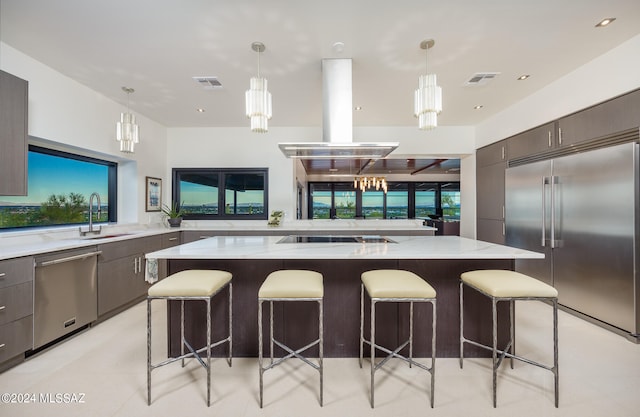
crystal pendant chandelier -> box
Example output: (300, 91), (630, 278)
(245, 42), (272, 133)
(116, 87), (139, 153)
(414, 39), (442, 130)
(354, 176), (388, 193)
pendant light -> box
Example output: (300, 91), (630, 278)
(116, 87), (139, 153)
(414, 39), (442, 130)
(245, 42), (272, 133)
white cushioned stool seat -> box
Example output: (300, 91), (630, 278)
(362, 269), (436, 299)
(461, 270), (558, 298)
(259, 270), (324, 299)
(148, 269), (232, 298)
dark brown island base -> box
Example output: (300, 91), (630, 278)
(145, 235), (543, 359)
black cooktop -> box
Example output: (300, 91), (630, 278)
(277, 235), (396, 244)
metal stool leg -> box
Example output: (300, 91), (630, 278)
(510, 299), (515, 369)
(269, 300), (274, 365)
(258, 299), (264, 408)
(206, 298), (212, 406)
(319, 299), (324, 406)
(228, 283), (233, 366)
(459, 280), (464, 369)
(409, 301), (414, 368)
(492, 298), (498, 408)
(359, 284), (364, 368)
(430, 299), (436, 408)
(553, 299), (559, 407)
(370, 299), (376, 408)
(147, 298), (152, 405)
(180, 299), (185, 368)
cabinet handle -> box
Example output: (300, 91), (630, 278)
(168, 237), (178, 241)
(0, 344), (5, 349)
(199, 236), (213, 239)
(0, 306), (5, 311)
(502, 205), (505, 220)
(133, 258), (138, 274)
(502, 222), (505, 236)
(0, 273), (6, 278)
(548, 131), (552, 147)
(139, 257), (143, 274)
(501, 146), (505, 160)
(558, 127), (563, 145)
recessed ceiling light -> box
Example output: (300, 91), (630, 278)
(354, 106), (362, 111)
(474, 105), (483, 110)
(196, 108), (205, 113)
(517, 74), (530, 81)
(595, 17), (616, 27)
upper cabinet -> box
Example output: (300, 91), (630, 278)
(0, 71), (28, 196)
(476, 139), (507, 167)
(557, 89), (640, 147)
(507, 122), (556, 159)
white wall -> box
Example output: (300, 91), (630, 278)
(166, 126), (476, 222)
(476, 34), (640, 147)
(0, 42), (168, 225)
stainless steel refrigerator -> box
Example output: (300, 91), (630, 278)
(505, 142), (638, 338)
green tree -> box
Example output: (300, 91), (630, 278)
(40, 193), (87, 224)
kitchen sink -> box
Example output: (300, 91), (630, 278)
(83, 233), (134, 240)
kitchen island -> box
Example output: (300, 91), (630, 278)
(146, 235), (543, 358)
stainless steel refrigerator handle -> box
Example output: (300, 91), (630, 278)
(550, 176), (557, 249)
(542, 177), (549, 247)
(37, 251), (102, 267)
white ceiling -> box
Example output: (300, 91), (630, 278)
(2, 0), (639, 131)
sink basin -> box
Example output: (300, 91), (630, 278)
(83, 233), (133, 240)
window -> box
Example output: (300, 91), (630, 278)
(308, 181), (459, 220)
(0, 146), (117, 230)
(173, 168), (268, 220)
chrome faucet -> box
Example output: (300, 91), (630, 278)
(80, 192), (102, 235)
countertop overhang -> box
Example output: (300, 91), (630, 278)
(146, 235), (544, 260)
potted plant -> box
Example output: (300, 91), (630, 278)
(161, 201), (184, 227)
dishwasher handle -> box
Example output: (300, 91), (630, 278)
(37, 251), (102, 267)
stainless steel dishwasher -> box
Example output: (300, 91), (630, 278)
(34, 247), (101, 349)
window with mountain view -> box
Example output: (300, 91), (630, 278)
(0, 146), (116, 230)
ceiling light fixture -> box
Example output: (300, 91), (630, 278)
(245, 42), (272, 133)
(474, 105), (483, 110)
(517, 74), (530, 81)
(414, 39), (442, 130)
(116, 87), (139, 153)
(595, 17), (616, 27)
(354, 176), (388, 193)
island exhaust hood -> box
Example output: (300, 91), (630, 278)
(278, 59), (398, 159)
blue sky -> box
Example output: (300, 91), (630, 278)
(1, 151), (109, 204)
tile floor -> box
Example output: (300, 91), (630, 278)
(1, 300), (638, 417)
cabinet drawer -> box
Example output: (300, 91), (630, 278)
(0, 256), (34, 289)
(162, 232), (181, 248)
(181, 231), (217, 243)
(0, 281), (33, 325)
(0, 316), (33, 363)
(98, 236), (160, 262)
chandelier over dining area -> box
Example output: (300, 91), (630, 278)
(353, 176), (388, 193)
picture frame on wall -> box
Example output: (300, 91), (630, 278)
(145, 176), (162, 212)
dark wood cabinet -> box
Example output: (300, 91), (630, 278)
(476, 141), (506, 244)
(507, 122), (556, 159)
(557, 89), (640, 147)
(97, 235), (163, 317)
(0, 256), (34, 368)
(0, 70), (28, 196)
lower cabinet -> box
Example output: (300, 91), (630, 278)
(97, 235), (163, 317)
(97, 233), (181, 317)
(0, 256), (34, 368)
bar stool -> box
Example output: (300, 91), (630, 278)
(459, 270), (558, 407)
(359, 269), (437, 408)
(258, 270), (324, 408)
(147, 269), (232, 406)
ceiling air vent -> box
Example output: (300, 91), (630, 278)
(192, 76), (223, 90)
(465, 72), (500, 86)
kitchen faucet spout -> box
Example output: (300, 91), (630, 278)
(79, 192), (102, 236)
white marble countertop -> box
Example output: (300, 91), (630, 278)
(0, 219), (436, 261)
(145, 235), (544, 260)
